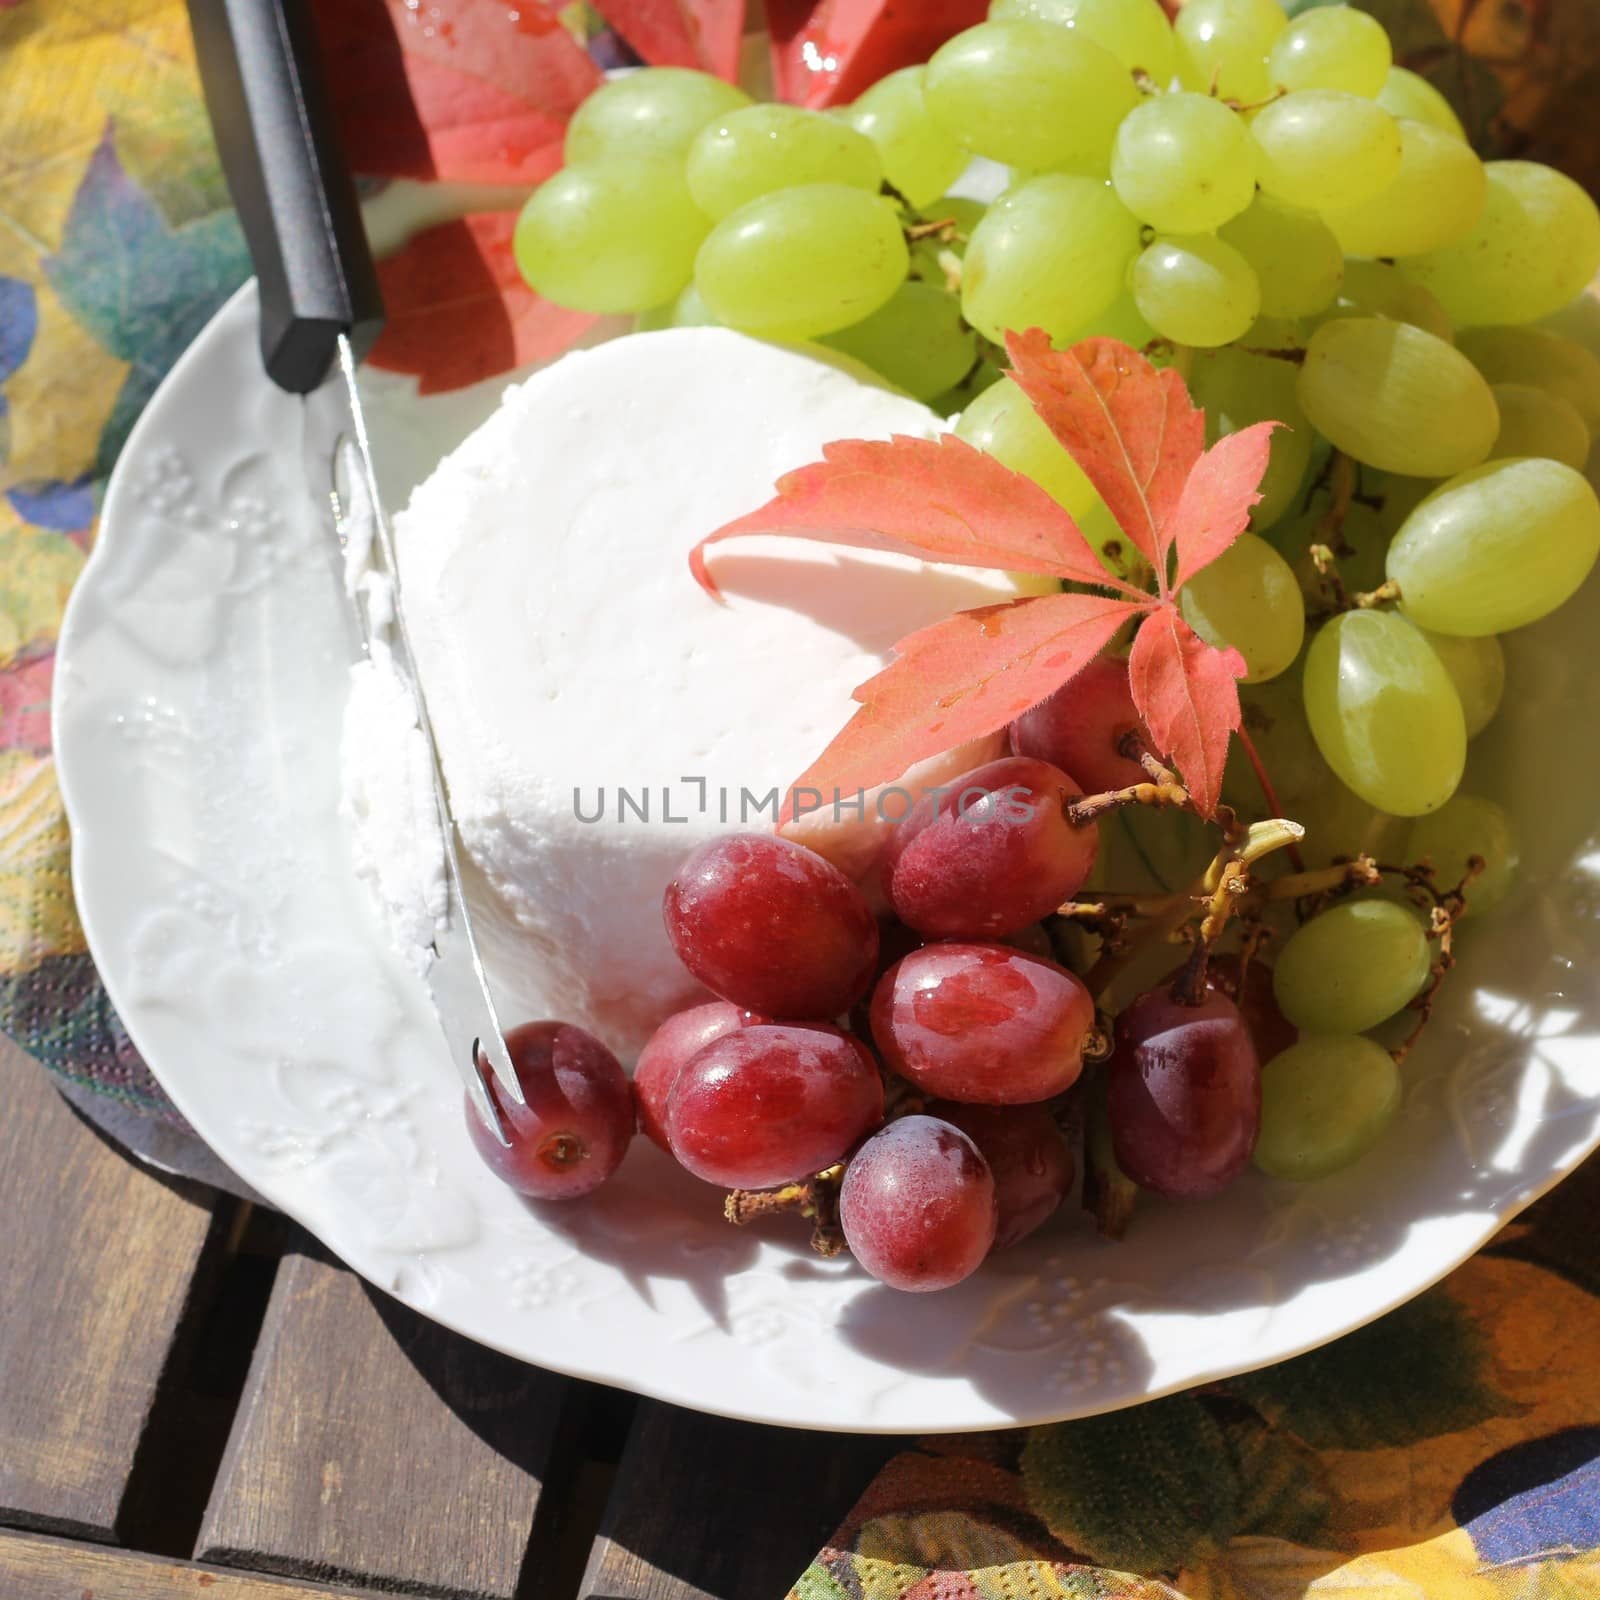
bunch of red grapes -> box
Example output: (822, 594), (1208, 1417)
(470, 663), (1275, 1293)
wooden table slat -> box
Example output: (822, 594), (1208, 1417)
(0, 1036), (227, 1540)
(0, 1526), (408, 1599)
(580, 1402), (903, 1600)
(198, 1240), (578, 1600)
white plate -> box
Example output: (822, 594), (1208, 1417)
(53, 283), (1600, 1432)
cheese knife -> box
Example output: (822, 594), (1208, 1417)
(186, 0), (524, 1144)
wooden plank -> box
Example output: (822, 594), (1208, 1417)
(580, 1403), (904, 1600)
(198, 1239), (577, 1600)
(0, 1527), (398, 1599)
(0, 1034), (225, 1540)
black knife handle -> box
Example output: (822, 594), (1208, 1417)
(187, 0), (384, 393)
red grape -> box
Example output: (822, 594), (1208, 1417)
(870, 942), (1094, 1103)
(848, 918), (923, 1040)
(882, 756), (1098, 938)
(1000, 921), (1056, 961)
(1107, 987), (1261, 1200)
(929, 1101), (1073, 1249)
(1009, 655), (1150, 795)
(666, 1023), (884, 1189)
(1207, 953), (1297, 1063)
(663, 833), (879, 1018)
(839, 1115), (998, 1291)
(633, 1002), (761, 1152)
(467, 1022), (634, 1200)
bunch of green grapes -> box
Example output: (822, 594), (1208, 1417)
(509, 5), (1600, 1190)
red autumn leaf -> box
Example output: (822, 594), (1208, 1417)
(697, 336), (1277, 818)
(313, 0), (600, 184)
(780, 593), (1143, 822)
(1006, 329), (1205, 590)
(597, 0), (746, 80)
(1127, 604), (1247, 818)
(766, 0), (990, 106)
(367, 213), (600, 394)
(691, 434), (1142, 598)
(0, 651), (55, 755)
(1169, 423), (1282, 590)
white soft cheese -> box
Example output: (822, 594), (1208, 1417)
(389, 328), (1027, 1057)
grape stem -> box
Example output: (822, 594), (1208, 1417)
(1064, 768), (1191, 828)
(1263, 855), (1382, 903)
(1233, 344), (1306, 365)
(1170, 817), (1307, 1004)
(1303, 451), (1363, 614)
(1081, 1070), (1137, 1240)
(725, 1164), (845, 1257)
(1351, 579), (1403, 609)
(1390, 856), (1482, 1063)
(1059, 893), (1182, 919)
(1226, 87), (1289, 113)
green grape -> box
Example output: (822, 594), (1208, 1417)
(1266, 4), (1391, 97)
(1386, 456), (1600, 635)
(1273, 898), (1432, 1033)
(925, 21), (1141, 172)
(1405, 792), (1519, 914)
(1487, 383), (1591, 471)
(820, 281), (978, 401)
(1174, 0), (1287, 103)
(564, 68), (750, 165)
(1251, 91), (1403, 212)
(1269, 500), (1390, 606)
(1322, 119), (1486, 260)
(990, 0), (1177, 80)
(842, 67), (969, 208)
(1536, 295), (1600, 359)
(1110, 93), (1256, 234)
(1084, 292), (1159, 349)
(1456, 326), (1600, 432)
(1255, 1035), (1402, 1180)
(931, 359), (1004, 416)
(1404, 161), (1600, 328)
(1243, 312), (1310, 353)
(1129, 234), (1261, 348)
(1376, 65), (1466, 141)
(1302, 608), (1466, 815)
(962, 175), (1141, 344)
(1229, 671), (1315, 812)
(1227, 673), (1398, 861)
(1298, 782), (1403, 865)
(1079, 497), (1145, 576)
(1191, 346), (1313, 532)
(694, 185), (908, 340)
(635, 283), (719, 332)
(515, 162), (708, 314)
(908, 196), (987, 285)
(954, 374), (1100, 518)
(1087, 798), (1217, 897)
(686, 106), (882, 220)
(1218, 195), (1342, 319)
(1370, 471), (1436, 536)
(1297, 318), (1498, 477)
(1328, 258), (1453, 343)
(1178, 531), (1305, 681)
(1409, 624), (1503, 738)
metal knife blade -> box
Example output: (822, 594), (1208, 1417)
(304, 336), (526, 1145)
